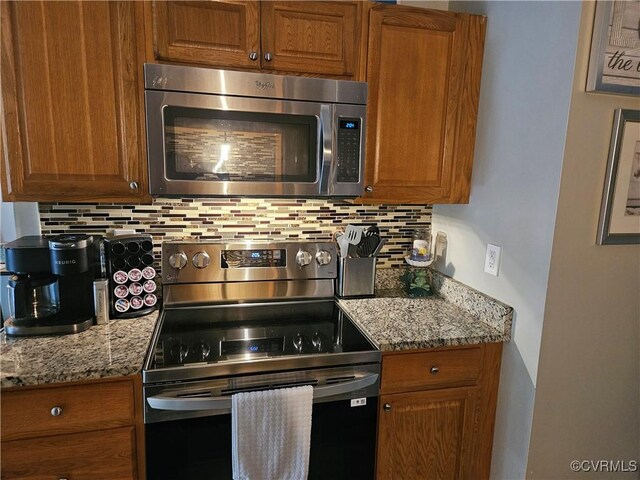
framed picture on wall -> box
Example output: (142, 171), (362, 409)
(597, 109), (640, 245)
(586, 1), (640, 96)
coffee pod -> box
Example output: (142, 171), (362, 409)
(114, 298), (130, 313)
(142, 266), (156, 279)
(130, 296), (144, 310)
(144, 294), (157, 307)
(143, 279), (157, 293)
(114, 285), (129, 299)
(129, 282), (143, 296)
(128, 268), (143, 282)
(113, 271), (128, 285)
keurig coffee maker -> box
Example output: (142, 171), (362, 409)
(4, 234), (98, 336)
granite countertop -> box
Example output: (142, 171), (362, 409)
(0, 312), (158, 388)
(0, 268), (513, 387)
(338, 268), (513, 352)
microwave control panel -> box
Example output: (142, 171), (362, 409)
(336, 119), (361, 183)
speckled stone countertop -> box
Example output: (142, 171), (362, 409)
(0, 268), (512, 387)
(0, 312), (158, 388)
(338, 268), (513, 351)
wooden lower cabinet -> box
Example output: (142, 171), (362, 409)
(376, 343), (503, 480)
(0, 375), (145, 480)
(2, 427), (136, 480)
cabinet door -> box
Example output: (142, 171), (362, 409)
(362, 5), (486, 204)
(1, 427), (137, 480)
(0, 1), (148, 202)
(261, 1), (362, 77)
(153, 1), (260, 69)
(377, 387), (479, 480)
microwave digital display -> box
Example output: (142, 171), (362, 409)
(339, 120), (359, 130)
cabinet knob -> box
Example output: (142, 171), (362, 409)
(365, 185), (373, 193)
(264, 52), (273, 62)
(430, 365), (439, 374)
(129, 181), (139, 190)
(50, 406), (63, 416)
(383, 403), (392, 412)
(248, 51), (258, 61)
(59, 477), (69, 480)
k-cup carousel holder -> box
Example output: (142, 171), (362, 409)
(104, 235), (158, 319)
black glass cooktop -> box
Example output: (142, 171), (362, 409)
(146, 301), (378, 373)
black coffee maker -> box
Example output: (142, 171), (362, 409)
(4, 235), (98, 336)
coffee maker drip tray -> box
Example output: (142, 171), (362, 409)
(4, 314), (94, 337)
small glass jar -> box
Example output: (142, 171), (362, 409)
(410, 227), (432, 261)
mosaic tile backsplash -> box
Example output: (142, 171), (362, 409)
(39, 198), (432, 269)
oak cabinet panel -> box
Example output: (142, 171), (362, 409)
(381, 346), (483, 394)
(377, 388), (478, 480)
(0, 0), (148, 202)
(1, 427), (137, 480)
(153, 1), (261, 69)
(0, 376), (144, 480)
(148, 0), (365, 79)
(361, 5), (486, 204)
(261, 1), (360, 77)
(377, 343), (502, 480)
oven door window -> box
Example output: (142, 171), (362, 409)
(145, 397), (377, 480)
(163, 107), (318, 183)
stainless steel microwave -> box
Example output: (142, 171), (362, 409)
(144, 64), (367, 198)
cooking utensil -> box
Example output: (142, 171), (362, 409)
(356, 226), (382, 257)
(344, 225), (363, 246)
(371, 238), (387, 257)
(337, 235), (350, 258)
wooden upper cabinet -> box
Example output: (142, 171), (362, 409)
(361, 5), (486, 204)
(149, 1), (365, 79)
(260, 1), (362, 77)
(0, 1), (148, 203)
(152, 1), (261, 69)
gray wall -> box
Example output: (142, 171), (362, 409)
(527, 2), (640, 478)
(433, 1), (582, 478)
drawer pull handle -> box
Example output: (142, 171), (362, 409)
(59, 477), (69, 480)
(50, 406), (63, 416)
(383, 403), (392, 412)
(430, 366), (439, 374)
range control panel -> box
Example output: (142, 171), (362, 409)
(162, 241), (338, 284)
(336, 118), (361, 183)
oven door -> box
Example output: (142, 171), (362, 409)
(144, 365), (379, 480)
(146, 91), (365, 198)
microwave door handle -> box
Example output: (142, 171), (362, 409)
(146, 374), (379, 412)
(318, 104), (333, 195)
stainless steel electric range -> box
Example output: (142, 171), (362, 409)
(142, 241), (381, 480)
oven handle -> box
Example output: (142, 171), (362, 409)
(147, 373), (378, 412)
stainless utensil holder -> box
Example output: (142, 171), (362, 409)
(337, 257), (376, 298)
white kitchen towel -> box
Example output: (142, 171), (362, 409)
(232, 385), (313, 480)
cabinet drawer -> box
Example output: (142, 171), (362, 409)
(1, 380), (135, 441)
(1, 426), (136, 480)
(381, 347), (483, 393)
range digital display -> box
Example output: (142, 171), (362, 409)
(221, 249), (286, 268)
(221, 338), (284, 356)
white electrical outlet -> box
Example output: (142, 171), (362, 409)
(484, 244), (501, 276)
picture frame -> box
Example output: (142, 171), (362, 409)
(597, 109), (640, 245)
(586, 1), (640, 96)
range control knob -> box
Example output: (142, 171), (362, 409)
(293, 333), (306, 353)
(312, 332), (325, 352)
(195, 342), (211, 361)
(296, 250), (312, 267)
(316, 250), (332, 266)
(169, 252), (187, 270)
(192, 251), (211, 269)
